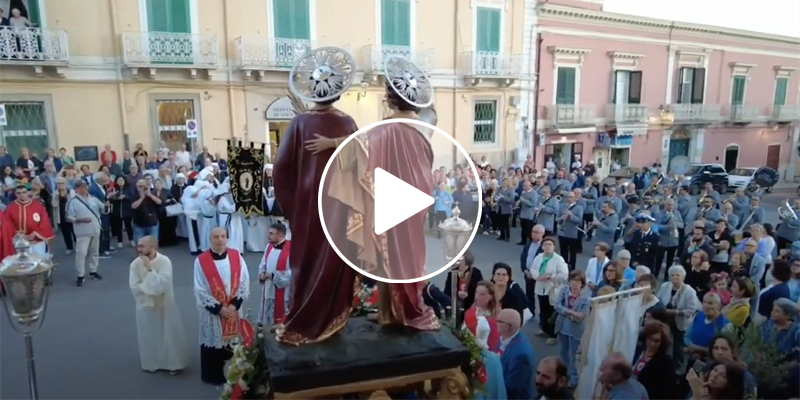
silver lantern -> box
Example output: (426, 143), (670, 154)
(0, 234), (55, 400)
(437, 205), (473, 261)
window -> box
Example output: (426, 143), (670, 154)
(476, 7), (500, 53)
(273, 0), (310, 40)
(381, 0), (411, 47)
(473, 100), (497, 144)
(731, 75), (746, 105)
(709, 166), (726, 174)
(556, 67), (577, 105)
(677, 67), (705, 104)
(146, 0), (190, 33)
(774, 77), (789, 106)
(0, 102), (49, 158)
(612, 70), (642, 104)
(156, 100), (195, 151)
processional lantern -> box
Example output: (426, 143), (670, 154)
(437, 205), (473, 261)
(0, 234), (56, 400)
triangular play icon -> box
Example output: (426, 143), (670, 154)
(373, 168), (435, 235)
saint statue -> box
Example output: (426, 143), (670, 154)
(273, 47), (361, 345)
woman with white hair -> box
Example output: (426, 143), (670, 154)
(656, 264), (699, 372)
(761, 298), (800, 399)
(685, 292), (732, 362)
(615, 249), (637, 286)
(635, 265), (651, 280)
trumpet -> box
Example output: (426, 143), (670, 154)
(697, 190), (707, 205)
(721, 194), (736, 204)
(778, 199), (798, 221)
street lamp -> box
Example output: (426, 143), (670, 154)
(438, 205), (474, 326)
(0, 234), (55, 400)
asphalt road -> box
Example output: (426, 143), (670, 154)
(0, 199), (788, 400)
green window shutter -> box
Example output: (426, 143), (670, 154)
(774, 77), (789, 106)
(476, 7), (500, 53)
(27, 0), (41, 27)
(394, 0), (411, 46)
(147, 0), (170, 32)
(274, 0), (310, 39)
(731, 76), (746, 105)
(381, 0), (396, 45)
(291, 0), (310, 40)
(167, 0), (191, 33)
(556, 67), (576, 104)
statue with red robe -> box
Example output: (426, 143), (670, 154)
(273, 46), (361, 345)
(324, 55), (440, 331)
(4, 179), (54, 255)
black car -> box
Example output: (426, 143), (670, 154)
(681, 163), (728, 195)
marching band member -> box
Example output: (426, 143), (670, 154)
(729, 188), (750, 222)
(620, 197), (640, 251)
(737, 196), (765, 235)
(556, 190), (584, 270)
(776, 199), (800, 251)
(695, 196), (722, 234)
(215, 178), (245, 253)
(641, 192), (660, 215)
(676, 185), (696, 258)
(536, 186), (559, 236)
(5, 178), (54, 255)
(591, 201), (619, 254)
(595, 185), (622, 220)
(630, 213), (659, 269)
(582, 177), (599, 240)
(548, 170), (570, 196)
(720, 201), (739, 231)
(653, 198), (684, 278)
(258, 222), (291, 327)
(517, 180), (539, 245)
(699, 182), (720, 205)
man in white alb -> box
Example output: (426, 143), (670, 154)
(214, 177), (245, 253)
(129, 235), (189, 374)
(193, 227), (250, 385)
(258, 222), (291, 326)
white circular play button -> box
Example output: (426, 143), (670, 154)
(318, 118), (482, 283)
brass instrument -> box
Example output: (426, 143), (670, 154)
(697, 190), (707, 205)
(733, 206), (757, 243)
(721, 194), (736, 204)
(778, 199), (798, 221)
(553, 195), (562, 202)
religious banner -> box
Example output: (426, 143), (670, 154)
(228, 140), (266, 217)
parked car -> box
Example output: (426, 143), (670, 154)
(681, 163), (728, 194)
(600, 167), (641, 190)
(726, 167), (774, 193)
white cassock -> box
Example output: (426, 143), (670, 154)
(197, 187), (217, 252)
(193, 249), (250, 384)
(217, 194), (244, 254)
(129, 253), (189, 372)
(258, 240), (292, 326)
(181, 186), (201, 253)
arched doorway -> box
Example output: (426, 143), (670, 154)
(724, 144), (739, 172)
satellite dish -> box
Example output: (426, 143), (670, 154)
(669, 156), (691, 175)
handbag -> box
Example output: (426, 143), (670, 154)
(165, 203), (183, 216)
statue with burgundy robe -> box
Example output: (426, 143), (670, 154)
(273, 46), (361, 345)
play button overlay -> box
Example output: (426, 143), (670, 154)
(374, 168), (434, 235)
(317, 118), (482, 284)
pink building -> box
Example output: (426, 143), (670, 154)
(530, 0), (800, 179)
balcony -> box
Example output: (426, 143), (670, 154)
(121, 31), (219, 78)
(361, 44), (435, 75)
(661, 104), (720, 125)
(769, 105), (800, 124)
(545, 105), (597, 129)
(460, 51), (526, 86)
(0, 27), (69, 76)
(605, 104), (649, 125)
(723, 104), (762, 125)
(236, 36), (313, 79)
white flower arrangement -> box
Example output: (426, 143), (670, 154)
(220, 317), (269, 400)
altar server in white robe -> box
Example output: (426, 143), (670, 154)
(193, 227), (250, 385)
(173, 173), (189, 239)
(129, 235), (189, 374)
(181, 183), (201, 255)
(196, 168), (218, 252)
(245, 165), (271, 253)
(258, 222), (291, 326)
(215, 178), (244, 253)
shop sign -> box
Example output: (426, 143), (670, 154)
(264, 97), (296, 120)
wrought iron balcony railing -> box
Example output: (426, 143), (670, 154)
(460, 51), (525, 77)
(663, 104), (721, 123)
(605, 104), (649, 124)
(361, 44), (435, 72)
(0, 27), (69, 64)
(236, 36), (313, 70)
(121, 31), (219, 67)
(546, 105), (597, 126)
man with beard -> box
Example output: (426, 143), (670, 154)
(272, 47), (361, 345)
(535, 356), (574, 400)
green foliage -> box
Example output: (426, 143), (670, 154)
(735, 323), (788, 390)
(220, 312), (270, 400)
(446, 321), (488, 397)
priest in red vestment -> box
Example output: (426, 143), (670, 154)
(273, 47), (361, 345)
(0, 211), (20, 296)
(325, 55), (440, 331)
(257, 222), (292, 326)
(5, 179), (54, 255)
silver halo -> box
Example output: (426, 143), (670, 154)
(289, 47), (357, 103)
(383, 55), (433, 109)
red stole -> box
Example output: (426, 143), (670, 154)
(265, 241), (291, 323)
(198, 249), (242, 341)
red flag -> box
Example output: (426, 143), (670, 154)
(231, 384), (244, 400)
(240, 318), (255, 348)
